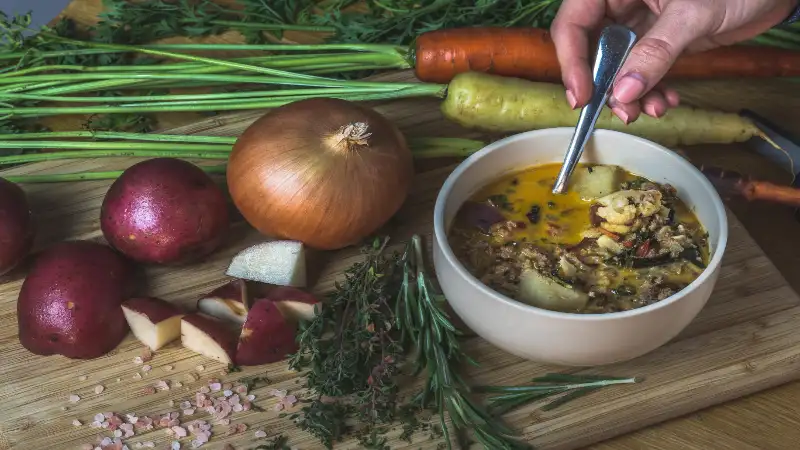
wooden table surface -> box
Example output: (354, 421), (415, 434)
(31, 1), (800, 448)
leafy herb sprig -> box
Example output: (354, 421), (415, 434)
(478, 374), (641, 416)
(398, 235), (528, 449)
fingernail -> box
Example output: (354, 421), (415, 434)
(644, 103), (664, 118)
(566, 90), (578, 109)
(612, 73), (647, 104)
(612, 107), (630, 125)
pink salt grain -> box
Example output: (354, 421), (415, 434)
(209, 382), (222, 392)
(142, 365), (152, 373)
(94, 385), (105, 394)
(199, 386), (210, 394)
(254, 430), (267, 438)
(69, 394), (80, 403)
(72, 419), (82, 426)
(172, 426), (188, 438)
(142, 386), (156, 395)
(133, 356), (143, 365)
(183, 408), (196, 416)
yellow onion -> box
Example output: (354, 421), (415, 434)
(226, 98), (414, 250)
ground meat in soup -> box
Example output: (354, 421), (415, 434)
(448, 163), (710, 314)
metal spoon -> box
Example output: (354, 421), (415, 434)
(551, 24), (638, 195)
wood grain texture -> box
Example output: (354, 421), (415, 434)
(1, 67), (800, 449)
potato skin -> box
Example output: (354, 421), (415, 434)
(100, 158), (230, 265)
(17, 241), (135, 359)
(236, 299), (298, 366)
(0, 178), (34, 276)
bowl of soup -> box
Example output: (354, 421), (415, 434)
(432, 128), (727, 366)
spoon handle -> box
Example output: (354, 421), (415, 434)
(552, 25), (638, 194)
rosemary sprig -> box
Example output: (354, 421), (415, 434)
(477, 374), (642, 416)
(398, 235), (528, 450)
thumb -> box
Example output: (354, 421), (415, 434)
(611, 4), (713, 104)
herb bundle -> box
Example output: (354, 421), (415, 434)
(286, 234), (637, 449)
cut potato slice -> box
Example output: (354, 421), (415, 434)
(265, 286), (321, 322)
(236, 299), (298, 366)
(196, 279), (250, 325)
(226, 240), (306, 287)
(518, 269), (589, 312)
(121, 297), (183, 351)
(569, 165), (622, 200)
(181, 313), (238, 364)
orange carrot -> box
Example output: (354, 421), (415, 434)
(413, 27), (800, 84)
(700, 165), (800, 207)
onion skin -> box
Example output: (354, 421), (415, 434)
(100, 158), (230, 265)
(0, 177), (34, 276)
(227, 98), (414, 250)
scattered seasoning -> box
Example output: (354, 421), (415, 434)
(141, 365), (152, 373)
(72, 419), (82, 427)
(171, 442), (181, 450)
(69, 394), (80, 403)
(164, 365), (174, 372)
(78, 375), (88, 381)
(155, 380), (170, 391)
(142, 386), (156, 395)
(195, 365), (205, 372)
(94, 385), (105, 394)
(526, 204), (541, 224)
(133, 357), (144, 365)
(133, 373), (142, 380)
(254, 430), (267, 438)
(174, 382), (183, 388)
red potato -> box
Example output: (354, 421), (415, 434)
(122, 297), (184, 351)
(196, 279), (250, 325)
(100, 158), (230, 266)
(236, 299), (298, 366)
(0, 177), (34, 276)
(181, 313), (238, 364)
(17, 241), (135, 359)
(264, 286), (321, 322)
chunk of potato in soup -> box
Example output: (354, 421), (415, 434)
(447, 163), (710, 314)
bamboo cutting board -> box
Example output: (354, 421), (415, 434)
(2, 71), (800, 450)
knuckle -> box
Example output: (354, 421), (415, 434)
(630, 37), (676, 66)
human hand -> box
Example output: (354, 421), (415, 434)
(550, 0), (799, 123)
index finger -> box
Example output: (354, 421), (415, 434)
(550, 0), (607, 108)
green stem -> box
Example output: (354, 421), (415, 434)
(0, 86), (444, 117)
(43, 34), (333, 81)
(0, 72), (430, 90)
(4, 165), (227, 183)
(0, 43), (405, 62)
(0, 151), (230, 166)
(0, 87), (402, 104)
(0, 131), (236, 144)
(208, 20), (335, 33)
(0, 52), (409, 78)
(0, 141), (231, 152)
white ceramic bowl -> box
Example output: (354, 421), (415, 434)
(432, 128), (728, 367)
